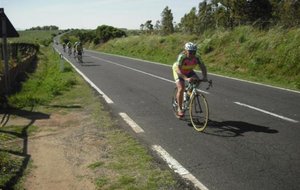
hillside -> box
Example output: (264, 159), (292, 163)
(93, 26), (300, 90)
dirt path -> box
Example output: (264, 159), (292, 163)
(17, 112), (103, 190)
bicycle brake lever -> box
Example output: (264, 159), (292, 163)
(206, 80), (213, 90)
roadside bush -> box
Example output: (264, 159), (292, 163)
(0, 152), (21, 188)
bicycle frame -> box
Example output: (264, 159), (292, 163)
(172, 79), (212, 131)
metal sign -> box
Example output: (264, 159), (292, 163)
(0, 8), (19, 37)
(1, 8), (19, 96)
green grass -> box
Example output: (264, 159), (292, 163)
(95, 26), (300, 90)
(9, 30), (60, 46)
(8, 47), (77, 108)
(0, 45), (75, 189)
(0, 125), (38, 188)
(95, 130), (176, 189)
(81, 82), (177, 189)
(0, 152), (23, 188)
(0, 125), (38, 141)
(1, 35), (179, 189)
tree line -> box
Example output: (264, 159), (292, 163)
(26, 25), (59, 31)
(141, 0), (300, 35)
(64, 1), (299, 45)
(62, 25), (126, 45)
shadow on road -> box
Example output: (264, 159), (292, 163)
(80, 63), (101, 66)
(203, 120), (278, 137)
(0, 106), (50, 189)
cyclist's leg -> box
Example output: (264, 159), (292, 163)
(78, 50), (82, 62)
(175, 79), (185, 116)
(173, 65), (185, 117)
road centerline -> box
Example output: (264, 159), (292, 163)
(234, 101), (299, 123)
(89, 55), (210, 94)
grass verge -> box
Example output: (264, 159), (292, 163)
(95, 26), (300, 90)
(1, 46), (181, 189)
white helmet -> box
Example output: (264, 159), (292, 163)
(184, 42), (197, 51)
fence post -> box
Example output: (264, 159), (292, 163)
(1, 13), (10, 95)
(59, 53), (64, 72)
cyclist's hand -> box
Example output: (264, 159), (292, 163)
(187, 78), (194, 82)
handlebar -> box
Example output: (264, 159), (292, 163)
(186, 79), (213, 91)
(206, 79), (213, 90)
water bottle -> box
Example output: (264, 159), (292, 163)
(184, 91), (189, 101)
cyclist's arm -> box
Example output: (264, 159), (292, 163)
(197, 57), (208, 81)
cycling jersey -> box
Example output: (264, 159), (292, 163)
(67, 42), (72, 48)
(172, 52), (203, 81)
(76, 44), (83, 52)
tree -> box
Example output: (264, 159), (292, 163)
(144, 20), (154, 32)
(196, 1), (215, 33)
(161, 6), (174, 35)
(245, 0), (273, 28)
(180, 7), (198, 34)
(154, 20), (161, 31)
(140, 24), (145, 31)
(278, 0), (300, 27)
(95, 25), (126, 43)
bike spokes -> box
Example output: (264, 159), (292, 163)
(189, 94), (209, 131)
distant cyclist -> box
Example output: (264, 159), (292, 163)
(172, 42), (208, 118)
(62, 42), (66, 52)
(75, 42), (83, 62)
(73, 41), (78, 57)
(66, 41), (72, 56)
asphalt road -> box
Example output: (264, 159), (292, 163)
(54, 43), (300, 190)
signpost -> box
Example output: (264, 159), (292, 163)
(0, 8), (19, 96)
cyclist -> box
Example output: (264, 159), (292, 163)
(62, 42), (66, 52)
(75, 42), (83, 62)
(66, 41), (72, 56)
(172, 42), (208, 118)
(73, 41), (78, 57)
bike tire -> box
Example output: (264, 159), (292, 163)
(189, 92), (209, 132)
(172, 87), (178, 115)
(77, 54), (82, 63)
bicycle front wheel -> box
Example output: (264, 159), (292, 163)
(171, 87), (178, 115)
(189, 93), (209, 132)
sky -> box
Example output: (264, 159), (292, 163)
(1, 0), (203, 30)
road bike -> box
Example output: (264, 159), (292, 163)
(77, 51), (83, 63)
(68, 47), (72, 56)
(172, 79), (212, 132)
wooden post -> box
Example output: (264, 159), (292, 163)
(1, 8), (10, 95)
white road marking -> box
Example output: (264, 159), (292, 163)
(90, 55), (210, 94)
(88, 50), (300, 94)
(54, 48), (114, 104)
(234, 102), (299, 123)
(152, 145), (209, 190)
(119, 112), (144, 133)
(56, 47), (208, 189)
(211, 73), (300, 94)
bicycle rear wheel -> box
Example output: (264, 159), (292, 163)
(77, 54), (83, 63)
(189, 93), (209, 132)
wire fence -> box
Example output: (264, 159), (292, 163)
(0, 43), (39, 95)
